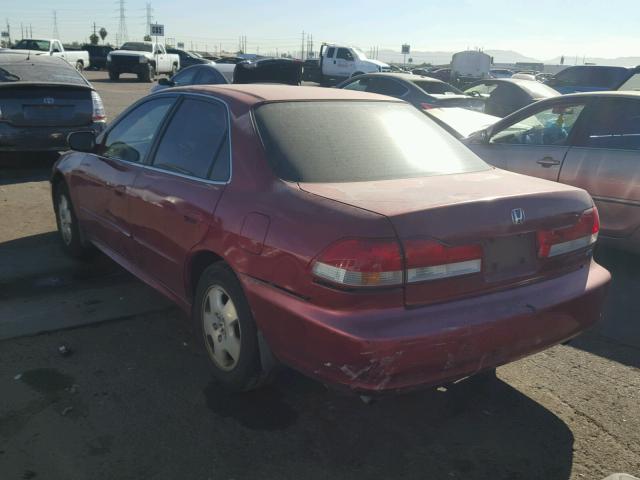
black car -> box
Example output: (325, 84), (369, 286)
(0, 53), (106, 157)
(464, 78), (559, 117)
(166, 48), (211, 70)
(82, 44), (114, 70)
(150, 64), (231, 93)
(337, 73), (484, 111)
(545, 65), (640, 94)
(234, 58), (302, 86)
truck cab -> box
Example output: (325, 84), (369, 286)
(319, 44), (389, 83)
(8, 39), (90, 71)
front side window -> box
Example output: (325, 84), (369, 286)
(254, 101), (489, 183)
(491, 103), (586, 146)
(102, 98), (174, 162)
(172, 67), (199, 85)
(152, 98), (229, 180)
(336, 48), (354, 61)
(575, 98), (640, 151)
(342, 78), (370, 91)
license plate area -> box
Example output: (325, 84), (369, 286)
(483, 233), (537, 283)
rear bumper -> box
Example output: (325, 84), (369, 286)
(0, 122), (105, 152)
(241, 261), (610, 393)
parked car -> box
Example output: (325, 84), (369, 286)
(425, 68), (452, 82)
(545, 65), (640, 94)
(464, 78), (559, 117)
(216, 56), (246, 64)
(0, 53), (105, 158)
(82, 44), (114, 70)
(7, 38), (90, 71)
(465, 92), (640, 254)
(234, 58), (302, 85)
(411, 68), (432, 76)
(490, 68), (513, 79)
(107, 42), (180, 82)
(338, 73), (485, 111)
(150, 64), (230, 93)
(166, 48), (211, 70)
(52, 84), (609, 393)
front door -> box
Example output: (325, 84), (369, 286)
(470, 101), (588, 181)
(73, 96), (175, 260)
(129, 96), (231, 299)
(560, 97), (640, 237)
(335, 48), (355, 78)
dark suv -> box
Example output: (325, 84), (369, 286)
(546, 65), (640, 94)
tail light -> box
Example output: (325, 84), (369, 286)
(91, 91), (106, 122)
(311, 238), (482, 288)
(405, 240), (482, 282)
(311, 238), (403, 287)
(537, 207), (599, 258)
(420, 102), (436, 110)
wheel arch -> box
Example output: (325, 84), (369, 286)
(186, 249), (226, 300)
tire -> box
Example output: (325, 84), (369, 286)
(170, 64), (177, 77)
(108, 70), (119, 81)
(193, 262), (272, 391)
(75, 60), (84, 72)
(53, 181), (93, 259)
(143, 64), (155, 83)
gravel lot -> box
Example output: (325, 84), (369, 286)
(0, 70), (638, 480)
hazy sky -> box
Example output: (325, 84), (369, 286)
(3, 0), (638, 59)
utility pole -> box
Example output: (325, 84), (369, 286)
(52, 10), (59, 39)
(301, 30), (305, 61)
(117, 0), (128, 44)
(5, 18), (11, 45)
(20, 22), (23, 40)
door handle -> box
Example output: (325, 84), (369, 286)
(536, 157), (561, 168)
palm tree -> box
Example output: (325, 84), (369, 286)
(99, 27), (107, 44)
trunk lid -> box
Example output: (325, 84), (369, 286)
(0, 84), (93, 127)
(300, 169), (595, 306)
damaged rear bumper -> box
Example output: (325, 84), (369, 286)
(240, 261), (610, 393)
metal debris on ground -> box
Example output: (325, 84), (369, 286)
(57, 343), (72, 356)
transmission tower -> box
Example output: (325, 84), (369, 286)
(145, 3), (153, 36)
(118, 0), (128, 44)
(52, 10), (59, 39)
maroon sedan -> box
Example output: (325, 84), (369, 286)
(52, 85), (610, 393)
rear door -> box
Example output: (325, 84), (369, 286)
(560, 96), (640, 237)
(469, 100), (588, 179)
(74, 96), (176, 260)
(129, 95), (231, 298)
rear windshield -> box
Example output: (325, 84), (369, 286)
(556, 67), (630, 88)
(120, 42), (153, 53)
(413, 80), (463, 95)
(12, 39), (50, 51)
(254, 101), (489, 183)
(0, 61), (86, 85)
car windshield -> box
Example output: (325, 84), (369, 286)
(413, 80), (463, 95)
(0, 61), (86, 85)
(12, 39), (50, 51)
(120, 42), (153, 52)
(254, 101), (489, 183)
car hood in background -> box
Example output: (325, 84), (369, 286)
(425, 107), (500, 138)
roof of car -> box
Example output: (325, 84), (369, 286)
(356, 72), (447, 83)
(545, 90), (640, 100)
(167, 84), (405, 105)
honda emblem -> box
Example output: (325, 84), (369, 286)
(511, 208), (525, 225)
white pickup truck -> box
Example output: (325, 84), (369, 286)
(107, 42), (180, 82)
(303, 44), (390, 85)
(6, 39), (90, 71)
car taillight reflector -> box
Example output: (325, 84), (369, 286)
(91, 91), (106, 122)
(311, 238), (403, 287)
(404, 240), (482, 283)
(420, 102), (436, 110)
(537, 207), (599, 258)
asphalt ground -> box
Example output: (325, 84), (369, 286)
(0, 70), (638, 480)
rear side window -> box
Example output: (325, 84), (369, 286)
(575, 98), (640, 150)
(254, 101), (489, 183)
(172, 67), (199, 85)
(367, 78), (408, 97)
(152, 98), (229, 180)
(325, 47), (335, 59)
(195, 68), (227, 85)
(102, 97), (174, 162)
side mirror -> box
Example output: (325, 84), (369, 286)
(67, 131), (96, 152)
(158, 77), (174, 86)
